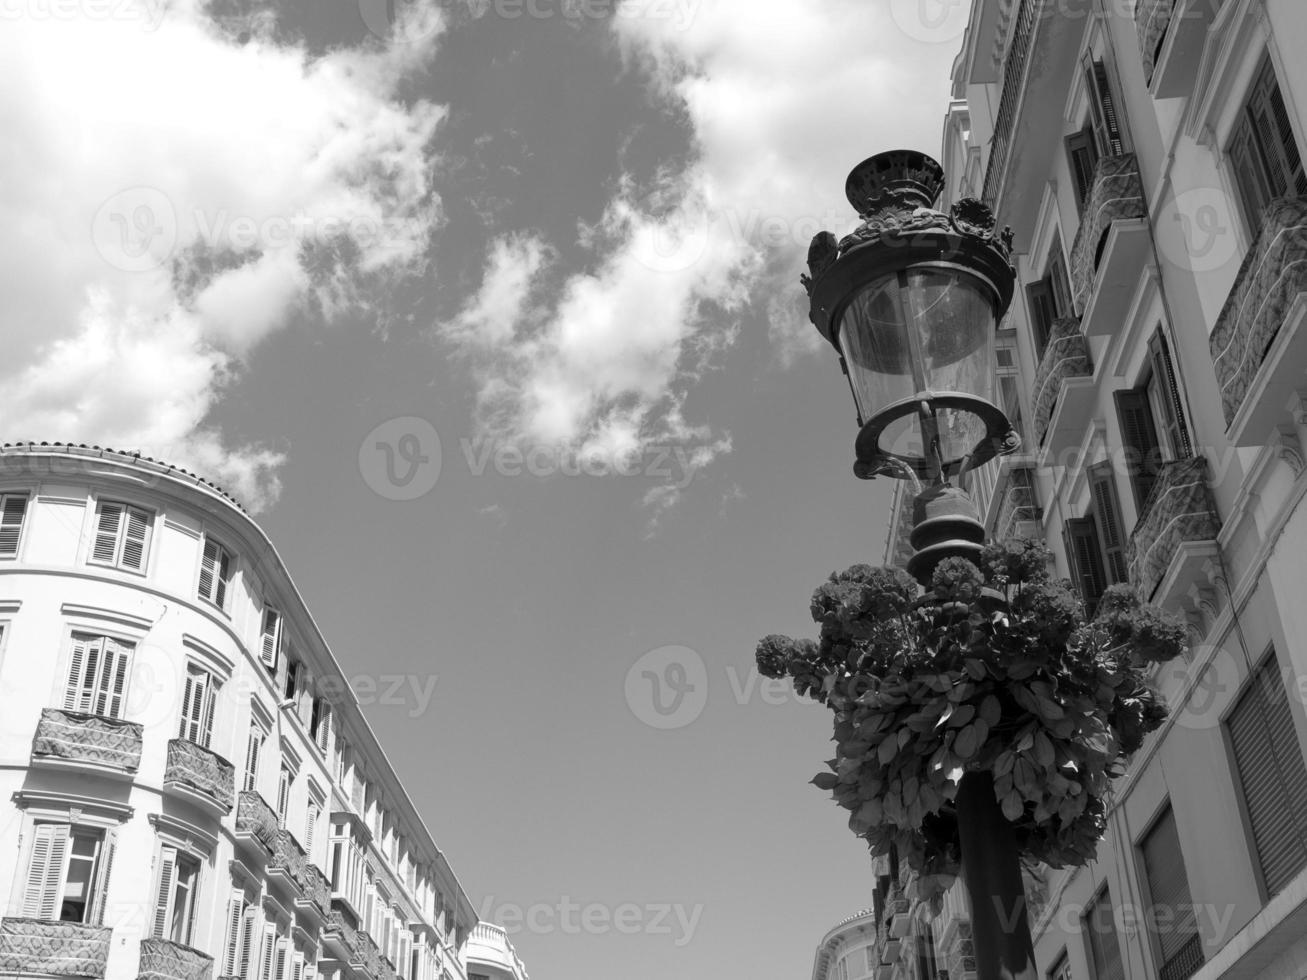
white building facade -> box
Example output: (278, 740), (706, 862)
(0, 444), (518, 980)
(880, 1), (1307, 980)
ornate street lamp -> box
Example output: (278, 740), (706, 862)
(803, 150), (1020, 583)
(804, 151), (1038, 980)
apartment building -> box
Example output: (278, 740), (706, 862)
(0, 444), (518, 980)
(878, 1), (1307, 980)
(810, 908), (881, 980)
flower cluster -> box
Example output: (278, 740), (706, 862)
(756, 541), (1187, 904)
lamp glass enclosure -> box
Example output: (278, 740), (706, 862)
(838, 266), (997, 465)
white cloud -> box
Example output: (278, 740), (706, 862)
(0, 0), (446, 510)
(445, 0), (956, 522)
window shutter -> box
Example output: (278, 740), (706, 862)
(1048, 250), (1072, 317)
(91, 503), (122, 565)
(121, 507), (151, 570)
(65, 635), (93, 712)
(245, 725), (264, 793)
(1268, 80), (1307, 196)
(1141, 807), (1203, 977)
(237, 905), (258, 980)
(274, 938), (289, 980)
(1115, 388), (1163, 512)
(1066, 127), (1100, 208)
(200, 539), (217, 602)
(224, 892), (245, 975)
(1026, 280), (1056, 359)
(1086, 58), (1125, 157)
(0, 494), (28, 556)
(152, 845), (178, 938)
(100, 640), (131, 719)
(1149, 329), (1193, 459)
(200, 677), (216, 749)
(1231, 116), (1275, 238)
(88, 831), (116, 927)
(1090, 464), (1129, 585)
(261, 608), (281, 670)
(215, 547), (230, 608)
(277, 769), (291, 823)
(1064, 516), (1107, 616)
(293, 954), (305, 980)
(23, 823), (70, 919)
(305, 803), (318, 857)
(1227, 652), (1307, 896)
(259, 927), (277, 980)
(1085, 886), (1125, 980)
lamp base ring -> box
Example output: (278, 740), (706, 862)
(852, 392), (1019, 481)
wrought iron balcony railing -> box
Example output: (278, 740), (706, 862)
(1070, 153), (1147, 312)
(234, 791), (279, 853)
(1210, 198), (1307, 427)
(267, 829), (331, 918)
(1126, 458), (1221, 601)
(32, 708), (143, 773)
(1031, 319), (1092, 447)
(982, 0), (1041, 207)
(136, 937), (214, 980)
(995, 468), (1040, 541)
(164, 739), (235, 813)
(0, 917), (112, 978)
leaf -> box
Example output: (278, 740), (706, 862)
(1001, 791), (1024, 821)
(946, 764), (965, 784)
(947, 703), (977, 728)
(1033, 732), (1055, 767)
(878, 737), (899, 766)
(954, 722), (979, 760)
(964, 658), (987, 681)
(979, 694), (1001, 728)
(936, 704), (955, 728)
(994, 750), (1015, 778)
(811, 772), (839, 791)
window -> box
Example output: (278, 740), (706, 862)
(223, 889), (259, 980)
(1025, 241), (1073, 358)
(153, 845), (200, 945)
(21, 822), (115, 924)
(199, 536), (234, 609)
(1085, 57), (1126, 158)
(1226, 649), (1307, 897)
(89, 500), (152, 571)
(64, 633), (133, 719)
(179, 663), (218, 748)
(305, 799), (320, 858)
(1140, 806), (1204, 980)
(1115, 328), (1192, 511)
(1084, 886), (1125, 980)
(1229, 57), (1307, 239)
(284, 656), (302, 704)
(244, 718), (268, 793)
(0, 493), (29, 558)
(277, 765), (292, 824)
(260, 607), (282, 672)
(310, 696), (331, 754)
(1067, 126), (1099, 208)
(1047, 951), (1072, 980)
(1063, 464), (1128, 616)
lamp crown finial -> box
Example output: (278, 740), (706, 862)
(845, 150), (946, 216)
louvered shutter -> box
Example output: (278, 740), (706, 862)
(1085, 886), (1125, 980)
(152, 846), (178, 938)
(99, 640), (131, 719)
(1064, 517), (1107, 616)
(1066, 127), (1100, 208)
(23, 823), (70, 919)
(180, 667), (214, 745)
(1049, 251), (1073, 317)
(1268, 78), (1307, 195)
(215, 547), (230, 607)
(0, 494), (27, 556)
(1227, 652), (1307, 896)
(245, 725), (263, 792)
(1149, 330), (1193, 458)
(1115, 388), (1163, 512)
(64, 635), (95, 712)
(238, 905), (258, 980)
(1086, 58), (1126, 157)
(200, 539), (217, 601)
(1230, 116), (1274, 238)
(224, 892), (245, 975)
(1141, 806), (1203, 978)
(200, 675), (216, 748)
(292, 954), (305, 980)
(277, 768), (291, 823)
(259, 927), (277, 980)
(274, 938), (289, 980)
(1090, 464), (1129, 585)
(89, 831), (116, 926)
(305, 803), (318, 857)
(91, 503), (122, 565)
(1026, 280), (1056, 359)
(261, 608), (281, 670)
(121, 507), (151, 570)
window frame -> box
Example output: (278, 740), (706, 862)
(179, 661), (220, 749)
(198, 534), (235, 612)
(0, 492), (30, 559)
(87, 499), (154, 574)
(152, 842), (202, 946)
(1227, 55), (1307, 242)
(62, 631), (135, 720)
(20, 818), (116, 925)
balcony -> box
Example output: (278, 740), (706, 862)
(1127, 458), (1221, 603)
(988, 462), (1041, 540)
(267, 829), (330, 918)
(164, 739), (235, 814)
(1031, 319), (1094, 456)
(31, 708), (143, 775)
(1210, 198), (1307, 445)
(0, 917), (111, 977)
(234, 791), (279, 855)
(1070, 154), (1150, 332)
(1136, 0), (1218, 98)
(981, 0), (1087, 249)
(468, 923), (530, 980)
(322, 910), (394, 980)
(136, 938), (213, 980)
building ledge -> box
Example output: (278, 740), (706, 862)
(1080, 218), (1153, 337)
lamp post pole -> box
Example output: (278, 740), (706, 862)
(804, 151), (1038, 980)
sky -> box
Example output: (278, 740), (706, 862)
(0, 1), (964, 978)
